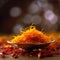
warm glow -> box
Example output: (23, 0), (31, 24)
(11, 26), (50, 44)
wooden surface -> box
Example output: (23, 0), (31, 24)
(0, 55), (60, 60)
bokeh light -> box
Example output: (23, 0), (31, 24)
(36, 0), (42, 8)
(43, 3), (53, 11)
(13, 24), (23, 34)
(31, 15), (42, 25)
(22, 14), (33, 24)
(44, 10), (58, 24)
(10, 7), (22, 17)
(28, 3), (40, 14)
(22, 14), (41, 25)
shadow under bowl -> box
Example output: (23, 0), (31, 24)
(17, 40), (55, 51)
(8, 40), (55, 50)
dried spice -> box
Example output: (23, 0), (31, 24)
(11, 26), (50, 44)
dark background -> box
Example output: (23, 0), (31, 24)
(0, 0), (60, 35)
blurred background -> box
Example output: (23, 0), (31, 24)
(0, 0), (60, 35)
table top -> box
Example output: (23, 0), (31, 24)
(41, 55), (60, 60)
(0, 55), (60, 60)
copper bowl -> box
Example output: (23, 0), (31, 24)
(7, 40), (55, 50)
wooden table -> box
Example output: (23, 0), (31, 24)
(0, 55), (60, 60)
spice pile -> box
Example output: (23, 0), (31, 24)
(11, 26), (50, 44)
(0, 26), (60, 58)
